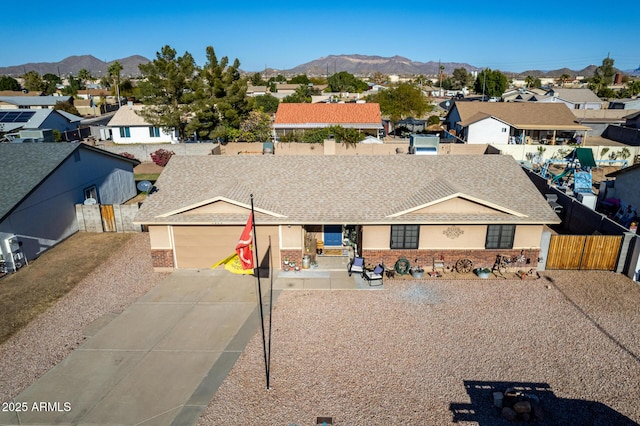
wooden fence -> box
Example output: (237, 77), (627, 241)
(546, 234), (623, 270)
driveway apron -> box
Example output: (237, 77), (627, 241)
(0, 269), (267, 426)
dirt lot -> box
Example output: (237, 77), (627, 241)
(0, 233), (133, 344)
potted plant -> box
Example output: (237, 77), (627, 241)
(475, 267), (491, 279)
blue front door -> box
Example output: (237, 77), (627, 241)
(324, 225), (343, 246)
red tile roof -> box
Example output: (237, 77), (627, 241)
(274, 103), (381, 125)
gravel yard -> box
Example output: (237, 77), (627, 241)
(198, 271), (640, 425)
(0, 233), (168, 402)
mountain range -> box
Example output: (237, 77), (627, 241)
(1, 54), (637, 79)
(0, 55), (150, 78)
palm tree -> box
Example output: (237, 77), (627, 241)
(108, 61), (123, 108)
(525, 75), (535, 89)
(559, 73), (570, 87)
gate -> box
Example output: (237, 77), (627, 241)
(100, 205), (116, 232)
(546, 235), (622, 270)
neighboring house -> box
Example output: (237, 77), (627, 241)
(246, 86), (269, 97)
(0, 95), (74, 110)
(502, 88), (550, 103)
(445, 102), (590, 145)
(133, 155), (560, 271)
(601, 164), (640, 226)
(273, 103), (383, 138)
(608, 99), (640, 110)
(107, 104), (178, 144)
(571, 109), (637, 136)
(0, 142), (139, 261)
(624, 111), (640, 129)
(542, 88), (604, 110)
(0, 108), (82, 136)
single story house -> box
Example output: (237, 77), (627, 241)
(0, 142), (139, 262)
(0, 108), (82, 136)
(542, 88), (604, 110)
(0, 95), (74, 110)
(133, 155), (560, 272)
(445, 102), (590, 145)
(273, 103), (383, 139)
(107, 104), (178, 144)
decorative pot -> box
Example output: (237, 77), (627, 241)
(411, 270), (425, 279)
(476, 269), (491, 279)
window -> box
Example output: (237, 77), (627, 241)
(84, 186), (98, 203)
(149, 127), (160, 137)
(390, 225), (419, 249)
(485, 225), (515, 249)
(119, 127), (130, 138)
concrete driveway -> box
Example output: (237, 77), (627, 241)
(0, 269), (265, 426)
(0, 268), (362, 426)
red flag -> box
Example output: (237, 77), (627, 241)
(236, 213), (254, 270)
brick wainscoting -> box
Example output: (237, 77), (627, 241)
(362, 249), (540, 271)
(151, 249), (174, 268)
(280, 250), (302, 268)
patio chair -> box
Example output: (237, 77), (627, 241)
(348, 256), (364, 276)
(363, 264), (384, 286)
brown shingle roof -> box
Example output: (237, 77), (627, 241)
(273, 103), (382, 128)
(106, 104), (150, 127)
(454, 102), (589, 130)
(134, 155), (560, 226)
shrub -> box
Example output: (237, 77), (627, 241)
(150, 149), (175, 167)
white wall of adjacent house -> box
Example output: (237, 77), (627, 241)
(466, 117), (510, 145)
(111, 125), (178, 144)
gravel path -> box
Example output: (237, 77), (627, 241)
(0, 233), (168, 402)
(198, 271), (640, 425)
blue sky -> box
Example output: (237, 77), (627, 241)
(2, 1), (638, 73)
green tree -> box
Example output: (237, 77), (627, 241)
(137, 45), (199, 142)
(626, 80), (640, 96)
(289, 74), (310, 85)
(525, 75), (535, 88)
(595, 56), (616, 86)
(282, 84), (319, 103)
(559, 73), (571, 87)
(42, 73), (61, 94)
(108, 61), (123, 102)
(474, 69), (508, 98)
(77, 68), (92, 90)
(451, 68), (471, 90)
(22, 71), (43, 92)
(186, 46), (249, 141)
(252, 94), (280, 114)
(366, 83), (432, 122)
(250, 73), (265, 86)
(61, 75), (81, 96)
(53, 100), (80, 116)
(327, 71), (368, 93)
(0, 75), (21, 91)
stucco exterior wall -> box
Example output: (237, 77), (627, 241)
(281, 225), (303, 249)
(513, 225), (544, 248)
(149, 225), (172, 249)
(467, 118), (510, 145)
(112, 126), (177, 144)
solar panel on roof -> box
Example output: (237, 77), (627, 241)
(15, 111), (35, 122)
(0, 110), (35, 123)
(3, 111), (19, 121)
